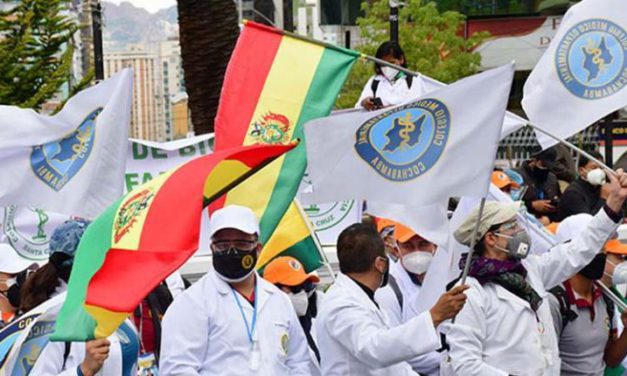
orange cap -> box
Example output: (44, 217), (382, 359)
(262, 256), (320, 286)
(375, 217), (418, 243)
(605, 239), (627, 255)
(393, 222), (418, 243)
(491, 171), (520, 189)
(376, 218), (396, 234)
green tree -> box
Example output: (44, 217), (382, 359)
(0, 0), (80, 108)
(336, 0), (489, 109)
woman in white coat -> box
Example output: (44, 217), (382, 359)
(355, 41), (424, 111)
(18, 219), (140, 376)
(444, 170), (627, 376)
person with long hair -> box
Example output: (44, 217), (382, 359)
(19, 218), (90, 313)
(21, 219), (140, 376)
(355, 41), (424, 111)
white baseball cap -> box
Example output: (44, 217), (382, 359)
(208, 205), (260, 241)
(0, 244), (38, 274)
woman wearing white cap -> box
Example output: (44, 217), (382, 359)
(444, 169), (627, 376)
(160, 205), (311, 375)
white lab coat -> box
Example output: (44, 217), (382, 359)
(444, 208), (619, 376)
(355, 74), (425, 109)
(376, 260), (441, 376)
(315, 272), (441, 376)
(159, 271), (311, 375)
(29, 320), (138, 376)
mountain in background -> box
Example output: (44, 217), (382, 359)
(102, 1), (178, 51)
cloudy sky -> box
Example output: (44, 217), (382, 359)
(105, 0), (176, 13)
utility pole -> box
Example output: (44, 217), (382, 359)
(91, 0), (104, 81)
(389, 0), (399, 42)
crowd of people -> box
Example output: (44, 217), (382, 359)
(0, 40), (626, 375)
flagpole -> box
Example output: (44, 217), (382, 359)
(241, 20), (417, 76)
(596, 281), (627, 312)
(459, 197), (487, 286)
(294, 199), (336, 282)
(527, 122), (618, 177)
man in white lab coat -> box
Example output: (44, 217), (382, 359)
(316, 223), (468, 376)
(375, 220), (441, 376)
(445, 169), (627, 376)
(159, 205), (311, 375)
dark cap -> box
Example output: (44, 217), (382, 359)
(530, 147), (557, 168)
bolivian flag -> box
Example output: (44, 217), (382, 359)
(214, 21), (357, 271)
(51, 143), (296, 341)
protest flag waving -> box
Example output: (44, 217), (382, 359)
(213, 21), (358, 271)
(522, 0), (627, 148)
(51, 142), (297, 341)
(0, 70), (132, 218)
(304, 64), (514, 206)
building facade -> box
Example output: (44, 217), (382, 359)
(104, 48), (166, 141)
(159, 39), (187, 140)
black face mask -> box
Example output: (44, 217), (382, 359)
(532, 166), (549, 180)
(6, 270), (29, 308)
(579, 253), (607, 280)
(213, 249), (257, 283)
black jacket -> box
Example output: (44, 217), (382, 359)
(516, 161), (561, 221)
(557, 178), (604, 221)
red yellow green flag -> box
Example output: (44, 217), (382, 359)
(214, 21), (357, 271)
(51, 143), (297, 341)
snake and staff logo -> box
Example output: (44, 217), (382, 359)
(3, 205), (53, 260)
(30, 108), (102, 191)
(354, 99), (451, 182)
(555, 19), (627, 99)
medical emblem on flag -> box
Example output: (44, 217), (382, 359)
(30, 108), (101, 191)
(354, 99), (451, 182)
(3, 205), (54, 260)
(555, 19), (627, 99)
(249, 112), (291, 144)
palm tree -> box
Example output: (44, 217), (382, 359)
(176, 0), (239, 134)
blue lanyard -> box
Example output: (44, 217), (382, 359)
(231, 282), (258, 344)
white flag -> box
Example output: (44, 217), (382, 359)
(304, 64), (514, 206)
(421, 74), (527, 138)
(522, 0), (627, 148)
(0, 70), (133, 218)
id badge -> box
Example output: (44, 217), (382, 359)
(137, 352), (159, 376)
(250, 339), (260, 370)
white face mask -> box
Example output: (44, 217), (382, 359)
(607, 261), (627, 285)
(402, 251), (433, 275)
(585, 168), (606, 186)
(381, 66), (399, 82)
(3, 277), (16, 289)
(288, 290), (309, 317)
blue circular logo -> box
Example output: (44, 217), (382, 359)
(555, 18), (627, 99)
(354, 99), (450, 182)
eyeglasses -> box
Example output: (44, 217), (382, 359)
(211, 240), (257, 253)
(497, 220), (522, 233)
(280, 281), (315, 294)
